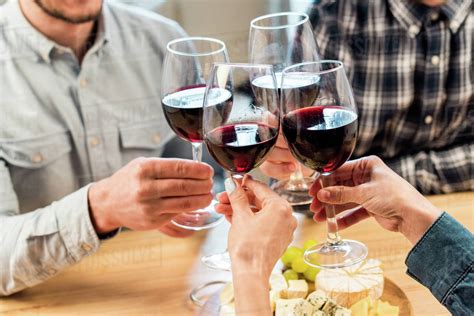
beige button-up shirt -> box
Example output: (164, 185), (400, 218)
(0, 0), (185, 295)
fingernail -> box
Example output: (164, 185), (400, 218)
(224, 177), (236, 195)
(319, 189), (330, 201)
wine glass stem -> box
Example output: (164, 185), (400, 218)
(191, 142), (203, 162)
(321, 174), (341, 245)
(285, 164), (309, 190)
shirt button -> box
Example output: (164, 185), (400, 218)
(90, 136), (100, 147)
(430, 11), (439, 21)
(424, 115), (433, 125)
(32, 153), (43, 163)
(431, 55), (440, 66)
(153, 133), (161, 144)
(408, 25), (418, 38)
(79, 78), (88, 88)
(81, 243), (93, 252)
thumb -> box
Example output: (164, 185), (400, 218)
(317, 185), (366, 205)
(224, 178), (253, 220)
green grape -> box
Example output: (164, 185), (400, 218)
(281, 246), (303, 267)
(291, 256), (309, 273)
(303, 266), (320, 282)
(283, 269), (299, 282)
(303, 239), (318, 251)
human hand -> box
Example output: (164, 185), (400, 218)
(221, 176), (296, 315)
(310, 156), (442, 244)
(259, 133), (313, 180)
(223, 177), (297, 275)
(88, 157), (214, 234)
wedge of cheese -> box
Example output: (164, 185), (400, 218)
(282, 279), (309, 299)
(316, 259), (384, 308)
(219, 282), (234, 305)
(270, 289), (281, 312)
(275, 298), (314, 316)
(307, 290), (328, 310)
(270, 272), (288, 293)
(219, 302), (235, 316)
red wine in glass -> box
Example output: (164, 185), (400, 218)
(162, 85), (232, 143)
(282, 106), (357, 173)
(205, 122), (278, 174)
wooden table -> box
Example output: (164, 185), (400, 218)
(1, 192), (472, 315)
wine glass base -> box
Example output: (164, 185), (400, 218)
(201, 251), (231, 271)
(190, 280), (229, 307)
(304, 239), (368, 269)
(171, 200), (224, 231)
(271, 177), (314, 206)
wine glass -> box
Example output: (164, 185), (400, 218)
(200, 63), (280, 272)
(280, 61), (368, 268)
(161, 37), (229, 230)
(249, 12), (320, 206)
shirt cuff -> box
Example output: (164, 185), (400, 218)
(54, 184), (100, 262)
(405, 212), (474, 303)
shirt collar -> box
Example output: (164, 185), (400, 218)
(439, 0), (471, 33)
(2, 0), (111, 63)
(388, 0), (471, 36)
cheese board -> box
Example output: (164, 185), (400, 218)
(200, 277), (413, 316)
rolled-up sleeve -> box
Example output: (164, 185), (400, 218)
(405, 212), (474, 315)
(0, 160), (100, 296)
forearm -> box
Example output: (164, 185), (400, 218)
(0, 185), (100, 296)
(405, 213), (474, 314)
(232, 269), (271, 316)
(387, 142), (473, 194)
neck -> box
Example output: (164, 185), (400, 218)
(19, 0), (96, 62)
(420, 0), (446, 6)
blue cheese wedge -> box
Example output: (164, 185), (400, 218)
(307, 290), (328, 310)
(275, 298), (314, 316)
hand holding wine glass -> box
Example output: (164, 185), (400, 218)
(309, 156), (443, 245)
(223, 176), (296, 315)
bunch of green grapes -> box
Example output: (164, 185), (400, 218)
(281, 240), (320, 282)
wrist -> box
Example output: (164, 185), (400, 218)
(232, 270), (271, 316)
(88, 180), (118, 234)
(399, 200), (443, 245)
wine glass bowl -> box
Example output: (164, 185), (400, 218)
(204, 63), (280, 177)
(280, 61), (368, 269)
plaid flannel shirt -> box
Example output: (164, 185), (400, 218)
(309, 0), (473, 194)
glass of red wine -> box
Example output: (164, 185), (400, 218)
(161, 37), (229, 230)
(200, 63), (280, 271)
(280, 61), (368, 268)
(249, 12), (320, 206)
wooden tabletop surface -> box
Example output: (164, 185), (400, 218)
(1, 192), (472, 315)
